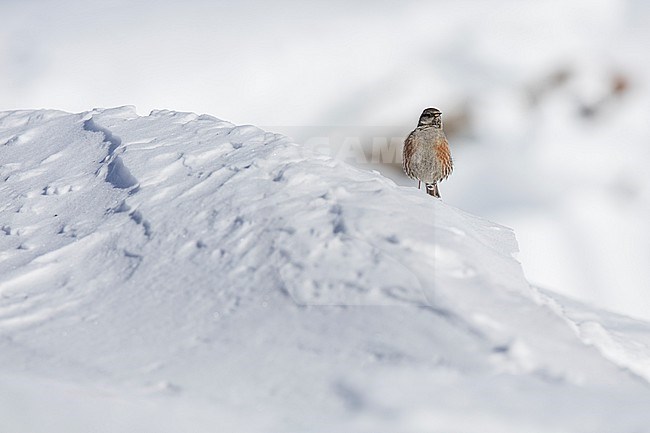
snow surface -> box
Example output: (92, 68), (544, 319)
(2, 107), (650, 432)
(2, 0), (649, 320)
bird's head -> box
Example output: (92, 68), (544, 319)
(418, 107), (442, 128)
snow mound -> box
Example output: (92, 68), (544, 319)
(1, 107), (650, 432)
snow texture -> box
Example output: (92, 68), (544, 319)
(2, 107), (650, 432)
(2, 0), (649, 320)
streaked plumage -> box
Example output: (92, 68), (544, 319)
(403, 107), (453, 198)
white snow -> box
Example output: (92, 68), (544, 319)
(1, 0), (649, 320)
(2, 107), (650, 432)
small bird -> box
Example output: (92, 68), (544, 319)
(403, 107), (453, 198)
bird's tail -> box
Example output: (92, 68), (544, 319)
(425, 183), (440, 198)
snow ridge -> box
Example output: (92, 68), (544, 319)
(83, 114), (138, 189)
(2, 107), (650, 433)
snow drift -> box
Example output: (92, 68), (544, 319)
(1, 107), (650, 432)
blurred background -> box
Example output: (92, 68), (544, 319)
(1, 0), (649, 319)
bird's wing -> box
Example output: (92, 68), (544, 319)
(436, 138), (453, 180)
(402, 131), (417, 177)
